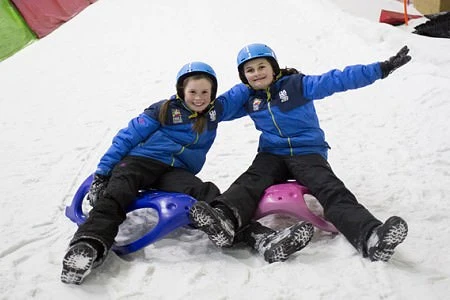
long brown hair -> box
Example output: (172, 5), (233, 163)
(158, 74), (215, 134)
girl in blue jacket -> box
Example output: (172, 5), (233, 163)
(189, 44), (410, 263)
(61, 61), (313, 285)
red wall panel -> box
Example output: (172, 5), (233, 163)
(11, 0), (93, 38)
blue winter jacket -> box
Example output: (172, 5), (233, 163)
(220, 62), (383, 159)
(95, 85), (249, 176)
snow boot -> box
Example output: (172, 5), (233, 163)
(366, 216), (408, 262)
(61, 242), (98, 285)
(189, 201), (235, 247)
(256, 221), (314, 263)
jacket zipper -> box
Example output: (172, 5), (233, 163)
(171, 102), (200, 165)
(266, 89), (294, 156)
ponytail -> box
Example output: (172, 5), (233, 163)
(191, 114), (208, 134)
(279, 67), (300, 77)
(158, 100), (171, 125)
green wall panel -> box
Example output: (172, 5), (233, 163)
(0, 0), (36, 62)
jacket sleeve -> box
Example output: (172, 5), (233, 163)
(302, 62), (382, 100)
(95, 113), (160, 176)
(215, 83), (250, 122)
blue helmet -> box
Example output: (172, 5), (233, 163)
(176, 62), (218, 100)
(236, 43), (280, 84)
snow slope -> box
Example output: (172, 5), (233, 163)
(0, 0), (449, 299)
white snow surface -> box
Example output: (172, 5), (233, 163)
(1, 0), (449, 299)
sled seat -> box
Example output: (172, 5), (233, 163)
(254, 182), (338, 233)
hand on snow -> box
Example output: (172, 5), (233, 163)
(87, 174), (110, 207)
(380, 45), (412, 78)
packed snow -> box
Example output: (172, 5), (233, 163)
(1, 0), (449, 299)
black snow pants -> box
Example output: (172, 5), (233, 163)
(212, 152), (382, 253)
(71, 156), (220, 250)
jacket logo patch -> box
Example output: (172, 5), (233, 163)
(279, 90), (289, 102)
(171, 109), (183, 124)
(253, 98), (262, 111)
(209, 109), (217, 122)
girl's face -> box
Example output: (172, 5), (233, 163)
(243, 58), (274, 90)
(183, 77), (213, 112)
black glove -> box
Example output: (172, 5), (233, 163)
(87, 174), (110, 207)
(380, 46), (412, 79)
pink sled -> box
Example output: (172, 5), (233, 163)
(254, 182), (338, 233)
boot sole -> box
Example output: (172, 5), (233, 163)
(369, 216), (408, 262)
(61, 244), (96, 285)
(265, 222), (314, 263)
(189, 202), (234, 247)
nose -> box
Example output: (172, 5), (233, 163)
(253, 69), (263, 78)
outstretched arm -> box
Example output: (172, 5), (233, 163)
(215, 83), (250, 122)
(303, 46), (412, 100)
(302, 63), (382, 100)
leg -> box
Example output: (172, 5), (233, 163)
(71, 157), (170, 249)
(211, 152), (289, 228)
(285, 154), (407, 261)
(235, 221), (314, 263)
(284, 154), (382, 253)
(154, 167), (221, 203)
(189, 153), (288, 248)
(62, 157), (170, 284)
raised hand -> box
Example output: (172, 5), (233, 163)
(380, 46), (412, 78)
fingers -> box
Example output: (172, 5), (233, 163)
(393, 46), (411, 66)
(394, 46), (410, 61)
(403, 55), (412, 64)
(398, 45), (409, 56)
